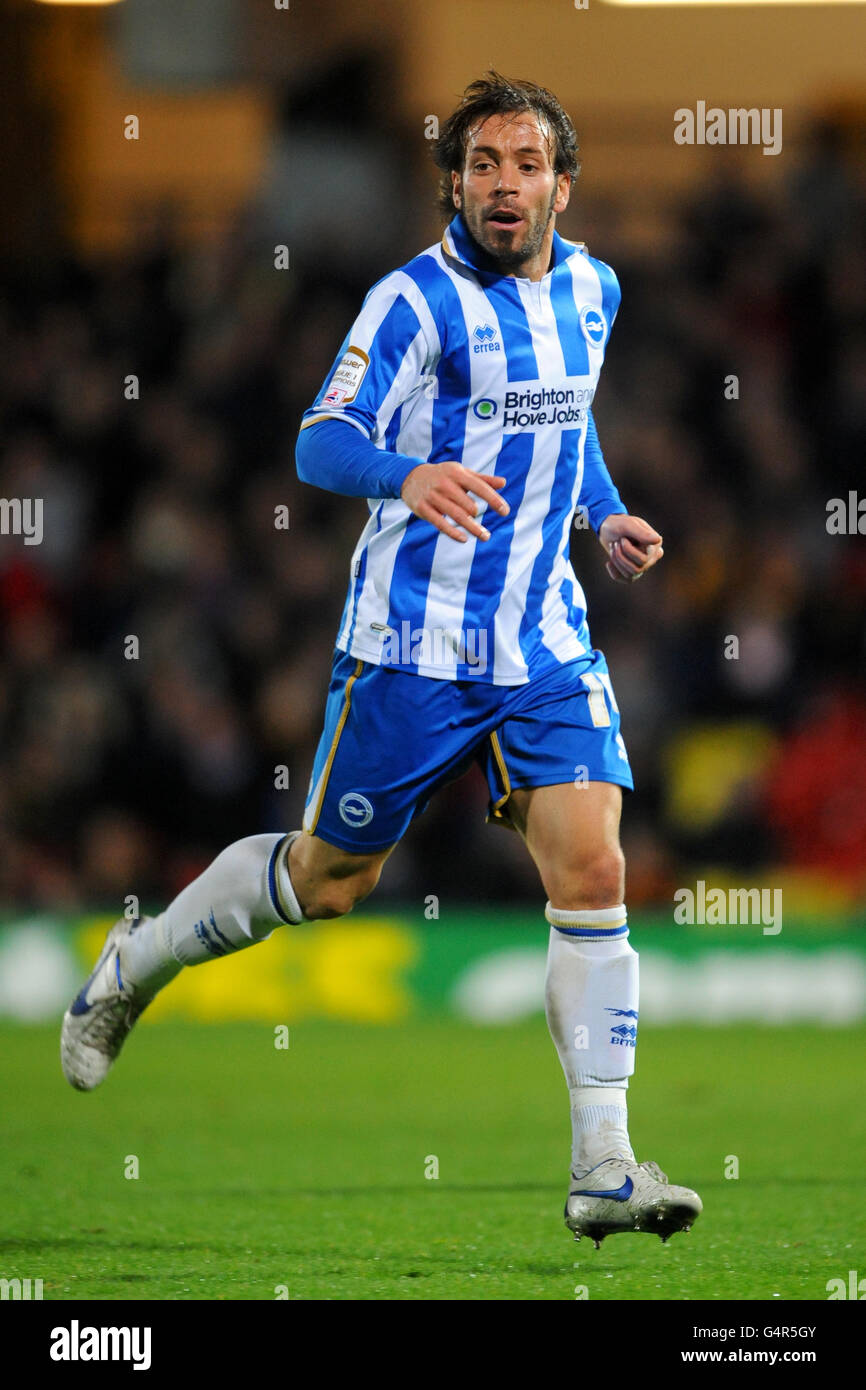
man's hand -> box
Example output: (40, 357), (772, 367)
(599, 513), (664, 584)
(401, 461), (510, 543)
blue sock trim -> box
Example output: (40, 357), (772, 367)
(267, 834), (293, 925)
(553, 924), (629, 939)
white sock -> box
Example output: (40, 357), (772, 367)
(164, 831), (305, 967)
(569, 1086), (633, 1179)
(121, 913), (182, 993)
(544, 903), (638, 1178)
(119, 832), (305, 990)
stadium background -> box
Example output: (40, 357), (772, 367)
(2, 0), (865, 1014)
(1, 0), (865, 1307)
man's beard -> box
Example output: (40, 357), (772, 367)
(467, 188), (558, 270)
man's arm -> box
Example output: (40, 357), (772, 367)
(295, 418), (423, 500)
(580, 409), (664, 583)
(579, 408), (627, 532)
(296, 418), (509, 543)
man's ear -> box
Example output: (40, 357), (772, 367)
(554, 172), (571, 216)
(451, 170), (462, 208)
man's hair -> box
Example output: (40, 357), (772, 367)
(431, 71), (581, 218)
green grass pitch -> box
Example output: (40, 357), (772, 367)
(2, 1020), (864, 1301)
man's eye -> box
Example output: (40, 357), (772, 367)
(472, 162), (492, 172)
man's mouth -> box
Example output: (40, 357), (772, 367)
(487, 208), (523, 229)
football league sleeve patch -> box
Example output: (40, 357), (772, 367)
(301, 275), (432, 443)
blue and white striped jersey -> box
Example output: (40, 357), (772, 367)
(300, 213), (625, 686)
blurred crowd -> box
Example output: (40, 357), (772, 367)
(1, 106), (864, 914)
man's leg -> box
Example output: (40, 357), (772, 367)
(62, 642), (499, 1091)
(507, 780), (701, 1244)
(61, 830), (392, 1090)
(156, 830), (393, 964)
(287, 832), (394, 920)
(507, 782), (636, 1177)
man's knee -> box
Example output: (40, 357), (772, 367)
(308, 862), (382, 919)
(289, 835), (387, 920)
(547, 846), (625, 910)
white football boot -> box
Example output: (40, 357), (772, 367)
(566, 1158), (702, 1248)
(61, 917), (158, 1091)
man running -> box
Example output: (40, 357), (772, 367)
(62, 72), (701, 1249)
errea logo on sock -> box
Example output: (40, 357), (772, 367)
(50, 1320), (152, 1371)
(605, 1007), (638, 1047)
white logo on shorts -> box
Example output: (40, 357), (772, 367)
(339, 792), (374, 828)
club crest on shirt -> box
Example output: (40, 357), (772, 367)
(323, 345), (369, 406)
(579, 305), (607, 349)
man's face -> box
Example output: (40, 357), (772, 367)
(452, 111), (571, 273)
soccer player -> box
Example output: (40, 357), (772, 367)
(62, 73), (701, 1248)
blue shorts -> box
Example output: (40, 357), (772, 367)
(302, 648), (633, 853)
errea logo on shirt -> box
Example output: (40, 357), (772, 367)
(472, 323), (501, 353)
